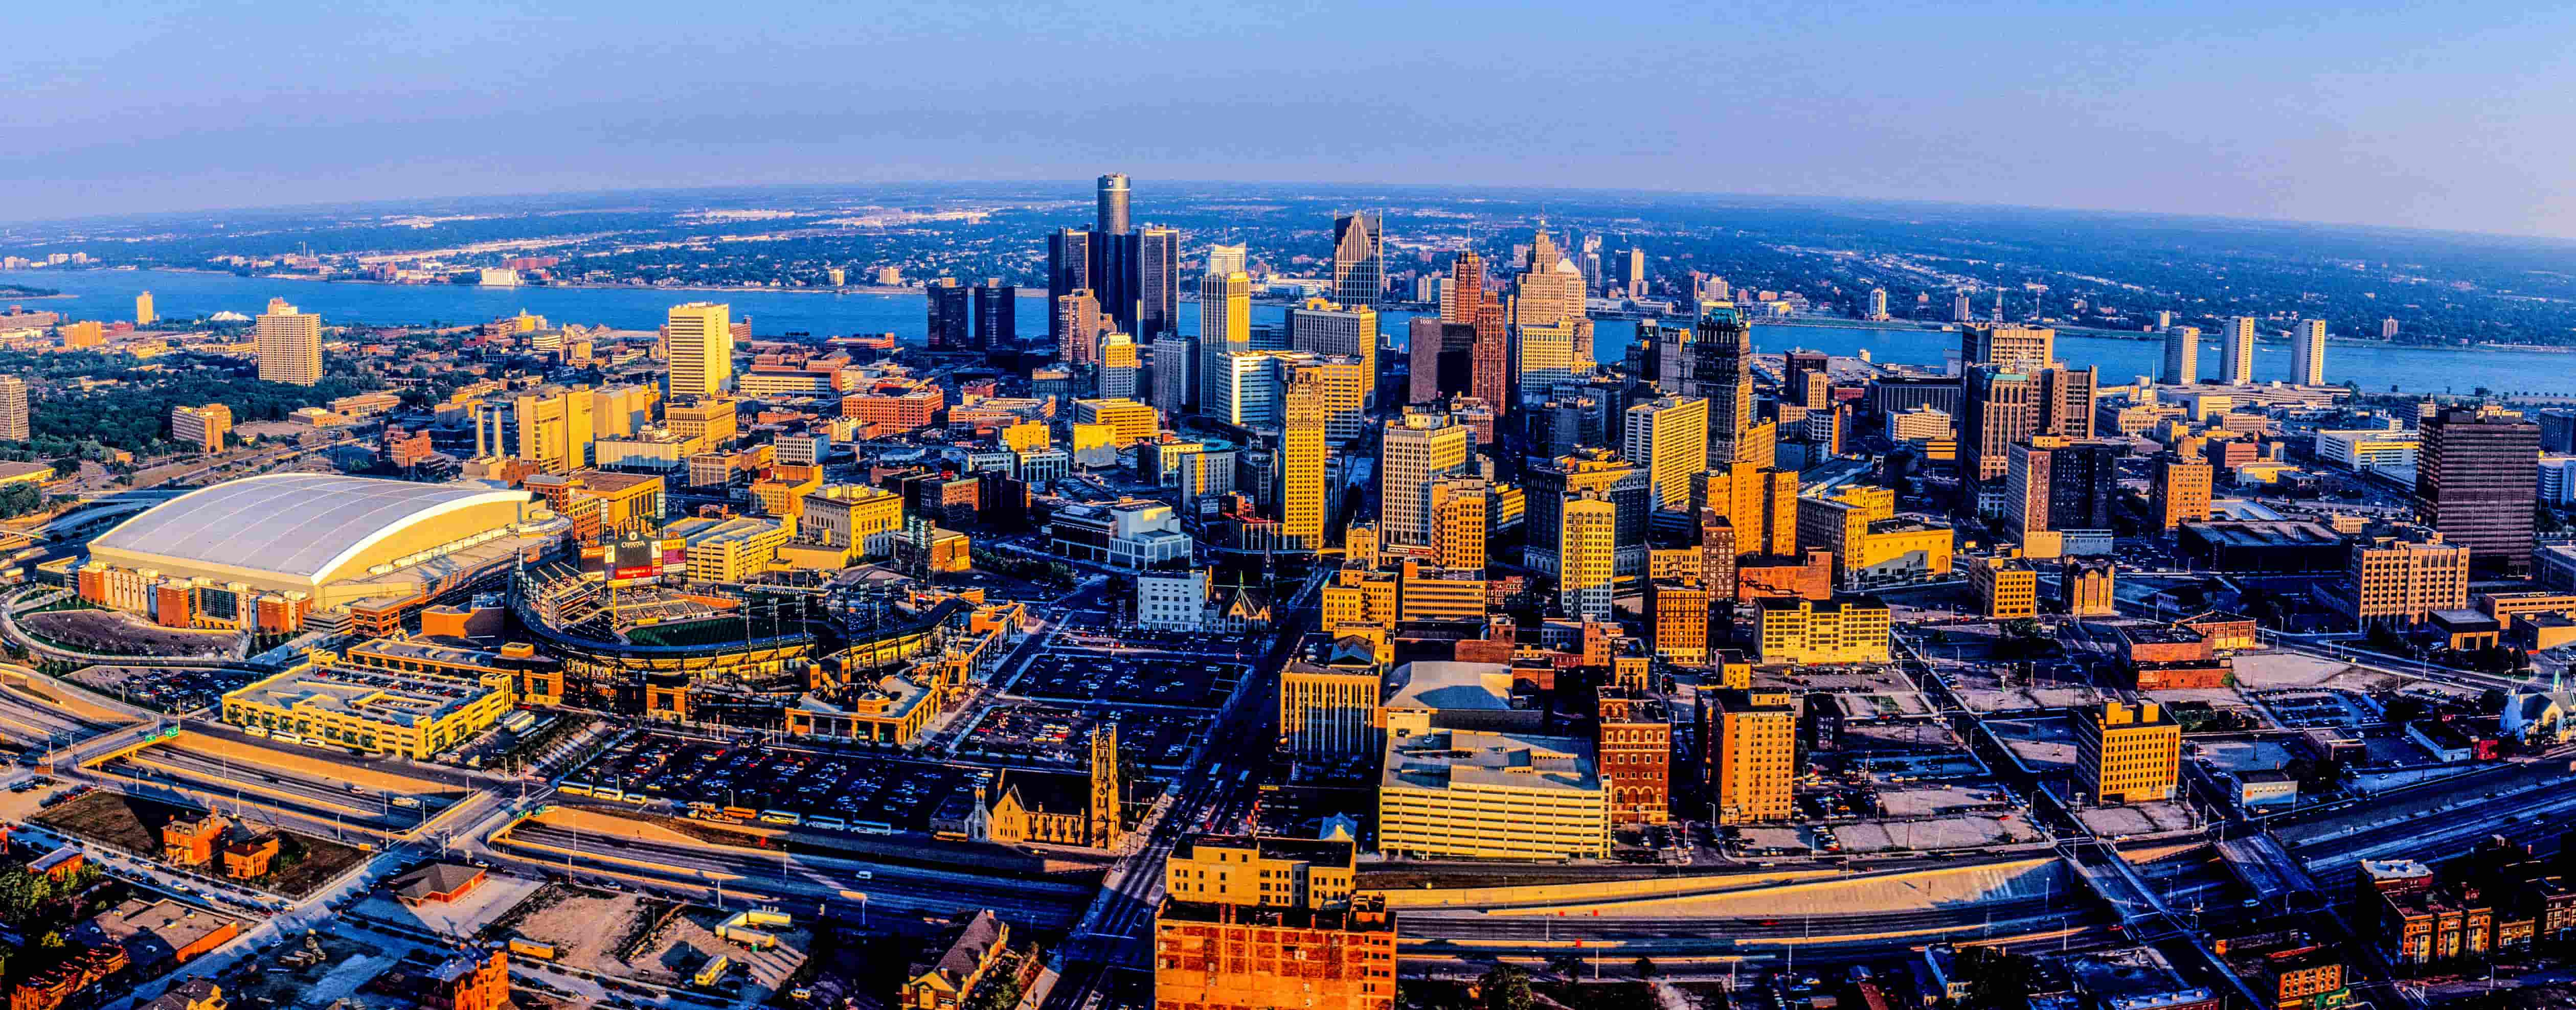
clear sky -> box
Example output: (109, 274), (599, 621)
(8, 0), (2573, 237)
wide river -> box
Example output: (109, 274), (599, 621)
(7, 268), (2570, 397)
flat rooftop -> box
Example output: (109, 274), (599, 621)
(1382, 660), (1514, 713)
(228, 664), (501, 723)
(1383, 729), (1599, 794)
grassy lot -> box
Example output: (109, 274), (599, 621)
(32, 790), (369, 897)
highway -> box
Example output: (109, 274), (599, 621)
(98, 748), (436, 832)
(497, 820), (1093, 926)
(1401, 896), (2091, 947)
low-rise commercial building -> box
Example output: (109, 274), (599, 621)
(1377, 728), (1608, 860)
(1751, 596), (1891, 663)
(221, 657), (512, 759)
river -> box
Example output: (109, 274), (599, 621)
(6, 268), (2569, 397)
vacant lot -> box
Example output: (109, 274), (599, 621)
(32, 790), (370, 897)
(21, 609), (235, 657)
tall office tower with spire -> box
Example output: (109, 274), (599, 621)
(1513, 223), (1588, 329)
(1380, 409), (1474, 546)
(2417, 407), (2542, 577)
(1096, 173), (1130, 235)
(2292, 318), (2327, 385)
(1624, 396), (1710, 512)
(1330, 212), (1384, 309)
(1046, 227), (1093, 348)
(134, 291), (155, 326)
(1135, 225), (1179, 340)
(1440, 250), (1483, 324)
(2222, 316), (2257, 384)
(1278, 371), (1329, 548)
(2161, 326), (2201, 385)
(1559, 493), (1617, 621)
(664, 302), (732, 398)
(1196, 272), (1252, 417)
(1690, 302), (1756, 466)
(255, 297), (323, 386)
(1206, 243), (1247, 278)
(1959, 323), (2054, 372)
(0, 376), (26, 441)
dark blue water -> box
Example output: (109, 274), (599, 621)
(7, 268), (2567, 396)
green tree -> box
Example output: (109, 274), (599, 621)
(1477, 965), (1533, 1010)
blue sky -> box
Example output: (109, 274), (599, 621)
(7, 0), (2574, 237)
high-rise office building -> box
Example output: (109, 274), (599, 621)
(0, 376), (26, 441)
(1690, 303), (1755, 466)
(1960, 366), (2036, 486)
(1196, 272), (1252, 417)
(1150, 336), (1193, 417)
(1952, 292), (1974, 323)
(1427, 477), (1489, 570)
(924, 280), (971, 350)
(2222, 316), (2257, 384)
(254, 297), (323, 386)
(2076, 701), (2180, 804)
(1330, 212), (1384, 309)
(1152, 835), (1394, 1010)
(1558, 494), (1617, 621)
(1621, 246), (1648, 299)
(1380, 410), (1474, 546)
(2161, 326), (2201, 385)
(1278, 372), (1328, 548)
(2382, 317), (2401, 340)
(1096, 173), (1130, 235)
(1527, 450), (1650, 578)
(1865, 288), (1889, 321)
(2150, 453), (2213, 531)
(1959, 323), (2054, 372)
(1287, 299), (1377, 406)
(1135, 225), (1179, 340)
(2348, 525), (2471, 626)
(1046, 227), (1093, 347)
(1055, 289), (1105, 364)
(1440, 250), (1483, 325)
(2039, 365), (2097, 439)
(663, 302), (734, 399)
(2417, 407), (2541, 576)
(1623, 396), (1709, 512)
(2293, 318), (2327, 386)
(1407, 318), (1477, 406)
(971, 282), (1016, 350)
(1705, 688), (1795, 824)
(134, 291), (155, 326)
(1205, 243), (1247, 278)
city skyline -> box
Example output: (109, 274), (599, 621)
(11, 3), (2576, 239)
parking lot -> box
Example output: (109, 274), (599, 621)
(1014, 649), (1248, 708)
(957, 701), (1207, 769)
(67, 664), (263, 714)
(2256, 688), (2383, 729)
(568, 733), (999, 835)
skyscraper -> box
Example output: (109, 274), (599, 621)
(1706, 688), (1795, 824)
(925, 280), (972, 351)
(1526, 450), (1650, 577)
(2161, 326), (2200, 385)
(134, 291), (155, 327)
(0, 376), (26, 442)
(2222, 316), (2257, 384)
(2381, 317), (2401, 340)
(1690, 303), (1755, 466)
(1150, 336), (1193, 417)
(1278, 370), (1328, 548)
(1055, 289), (1104, 364)
(1865, 288), (1889, 321)
(2150, 453), (2213, 531)
(664, 302), (732, 398)
(1096, 173), (1130, 235)
(1381, 410), (1474, 546)
(1960, 366), (2036, 487)
(255, 297), (323, 386)
(1408, 318), (1476, 406)
(1287, 299), (1377, 406)
(2417, 407), (2541, 576)
(1952, 292), (1974, 324)
(1135, 225), (1179, 340)
(2293, 318), (2326, 386)
(971, 282), (1016, 350)
(1427, 477), (1489, 570)
(1330, 212), (1384, 309)
(1623, 396), (1709, 512)
(1559, 494), (1617, 621)
(1959, 323), (2054, 372)
(1206, 243), (1247, 278)
(1046, 227), (1093, 348)
(1440, 250), (1483, 325)
(1196, 272), (1251, 417)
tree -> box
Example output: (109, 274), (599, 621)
(1633, 957), (1657, 978)
(1545, 954), (1584, 980)
(1477, 965), (1534, 1010)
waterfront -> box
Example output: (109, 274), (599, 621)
(6, 268), (2572, 396)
